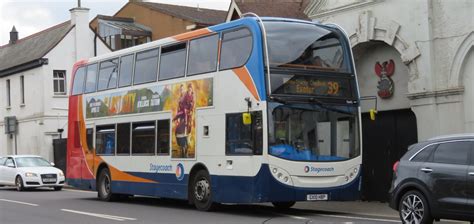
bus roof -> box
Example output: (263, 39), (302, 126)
(79, 17), (320, 65)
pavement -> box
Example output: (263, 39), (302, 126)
(295, 201), (399, 219)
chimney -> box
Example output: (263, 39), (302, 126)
(9, 26), (18, 44)
(70, 6), (93, 61)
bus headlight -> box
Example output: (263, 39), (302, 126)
(269, 165), (293, 186)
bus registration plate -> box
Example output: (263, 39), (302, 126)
(307, 194), (328, 201)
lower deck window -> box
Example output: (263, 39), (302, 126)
(132, 121), (156, 154)
(117, 123), (131, 155)
(96, 125), (116, 155)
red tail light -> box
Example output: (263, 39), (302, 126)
(393, 161), (400, 173)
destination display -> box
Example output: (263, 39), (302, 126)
(271, 74), (352, 98)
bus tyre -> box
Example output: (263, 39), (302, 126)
(272, 201), (296, 209)
(97, 168), (117, 201)
(15, 176), (25, 191)
(192, 170), (215, 211)
(399, 190), (433, 224)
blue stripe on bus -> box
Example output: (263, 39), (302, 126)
(67, 164), (360, 203)
(209, 18), (267, 101)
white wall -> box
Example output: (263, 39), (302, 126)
(307, 0), (474, 140)
(0, 9), (111, 160)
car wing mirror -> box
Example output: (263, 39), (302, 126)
(50, 162), (55, 166)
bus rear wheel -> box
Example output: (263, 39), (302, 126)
(97, 168), (118, 201)
(192, 170), (216, 211)
(272, 201), (296, 209)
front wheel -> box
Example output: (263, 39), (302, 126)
(399, 190), (433, 224)
(15, 176), (25, 191)
(97, 168), (118, 201)
(272, 201), (296, 209)
(192, 170), (216, 211)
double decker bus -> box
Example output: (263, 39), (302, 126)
(67, 16), (361, 210)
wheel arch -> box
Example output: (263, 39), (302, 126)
(395, 179), (435, 215)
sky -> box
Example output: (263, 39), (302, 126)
(0, 0), (231, 46)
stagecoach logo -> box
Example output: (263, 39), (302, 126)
(175, 163), (185, 181)
(304, 166), (310, 173)
(375, 59), (395, 99)
(304, 165), (335, 173)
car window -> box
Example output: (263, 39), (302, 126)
(15, 157), (52, 167)
(432, 141), (471, 165)
(0, 157), (6, 166)
(5, 158), (15, 167)
(411, 144), (437, 162)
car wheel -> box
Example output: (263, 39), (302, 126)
(15, 176), (25, 192)
(97, 168), (117, 201)
(53, 186), (63, 191)
(399, 190), (433, 224)
(192, 170), (216, 211)
(272, 201), (296, 209)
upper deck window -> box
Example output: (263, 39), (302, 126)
(84, 63), (98, 93)
(134, 48), (159, 85)
(265, 21), (349, 73)
(98, 58), (119, 91)
(220, 28), (252, 70)
(72, 67), (86, 95)
(159, 43), (187, 80)
(187, 34), (219, 76)
(118, 54), (134, 87)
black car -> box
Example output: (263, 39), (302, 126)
(389, 134), (474, 224)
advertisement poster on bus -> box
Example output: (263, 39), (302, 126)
(84, 78), (213, 158)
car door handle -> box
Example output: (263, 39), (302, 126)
(421, 168), (433, 173)
(469, 172), (474, 176)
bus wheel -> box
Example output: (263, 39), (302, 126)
(192, 170), (215, 211)
(97, 168), (117, 201)
(272, 201), (296, 209)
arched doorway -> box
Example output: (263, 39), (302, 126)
(353, 41), (418, 201)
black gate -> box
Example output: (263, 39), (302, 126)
(53, 138), (67, 174)
(361, 109), (417, 201)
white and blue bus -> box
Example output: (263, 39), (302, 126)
(67, 16), (361, 210)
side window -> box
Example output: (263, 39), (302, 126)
(117, 123), (131, 155)
(84, 63), (98, 93)
(98, 58), (119, 91)
(86, 128), (94, 151)
(432, 141), (471, 165)
(157, 119), (170, 155)
(132, 121), (156, 155)
(96, 125), (115, 155)
(0, 157), (6, 166)
(220, 28), (253, 70)
(159, 43), (187, 80)
(226, 111), (263, 155)
(411, 144), (437, 162)
(134, 48), (159, 85)
(118, 54), (134, 87)
(5, 158), (15, 167)
(187, 34), (219, 76)
(72, 67), (86, 95)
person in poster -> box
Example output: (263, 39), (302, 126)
(173, 83), (195, 157)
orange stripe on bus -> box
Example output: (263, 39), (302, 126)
(232, 67), (260, 101)
(172, 28), (212, 41)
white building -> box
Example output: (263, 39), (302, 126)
(0, 7), (110, 161)
(305, 0), (473, 201)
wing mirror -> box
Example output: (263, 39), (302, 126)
(50, 162), (55, 166)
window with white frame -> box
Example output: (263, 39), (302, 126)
(6, 79), (11, 107)
(53, 70), (66, 95)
